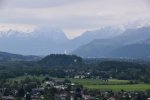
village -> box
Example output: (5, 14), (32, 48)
(0, 76), (150, 100)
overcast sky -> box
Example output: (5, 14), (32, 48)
(0, 0), (150, 38)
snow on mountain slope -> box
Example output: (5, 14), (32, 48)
(0, 26), (69, 55)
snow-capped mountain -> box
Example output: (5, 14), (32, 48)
(0, 25), (124, 55)
(0, 26), (69, 55)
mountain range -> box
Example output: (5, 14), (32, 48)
(0, 26), (121, 55)
(1, 26), (150, 58)
(72, 26), (150, 58)
(67, 27), (122, 51)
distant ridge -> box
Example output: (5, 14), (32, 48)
(0, 51), (41, 61)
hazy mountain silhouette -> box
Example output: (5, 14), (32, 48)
(67, 27), (122, 51)
(72, 26), (150, 58)
(0, 27), (122, 55)
(0, 51), (40, 61)
(0, 27), (69, 55)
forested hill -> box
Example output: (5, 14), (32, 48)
(39, 54), (83, 67)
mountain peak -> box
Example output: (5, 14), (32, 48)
(0, 26), (68, 40)
(0, 26), (69, 55)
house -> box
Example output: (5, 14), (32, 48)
(54, 85), (67, 90)
(74, 75), (80, 79)
(2, 96), (15, 100)
(82, 95), (93, 100)
(45, 81), (55, 86)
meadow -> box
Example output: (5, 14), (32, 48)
(69, 78), (129, 85)
(67, 78), (150, 91)
(84, 84), (150, 91)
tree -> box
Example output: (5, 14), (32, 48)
(64, 79), (71, 84)
(17, 86), (25, 98)
(44, 87), (57, 100)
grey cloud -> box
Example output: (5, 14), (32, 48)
(0, 0), (5, 8)
(3, 0), (83, 8)
(145, 0), (150, 6)
(46, 11), (131, 29)
(0, 13), (47, 25)
(50, 15), (113, 29)
(139, 0), (150, 8)
(0, 0), (150, 37)
(146, 0), (150, 3)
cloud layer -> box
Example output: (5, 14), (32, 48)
(0, 0), (150, 38)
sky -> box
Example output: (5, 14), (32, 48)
(0, 0), (150, 39)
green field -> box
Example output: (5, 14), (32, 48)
(69, 78), (129, 85)
(84, 84), (150, 91)
(66, 78), (150, 91)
